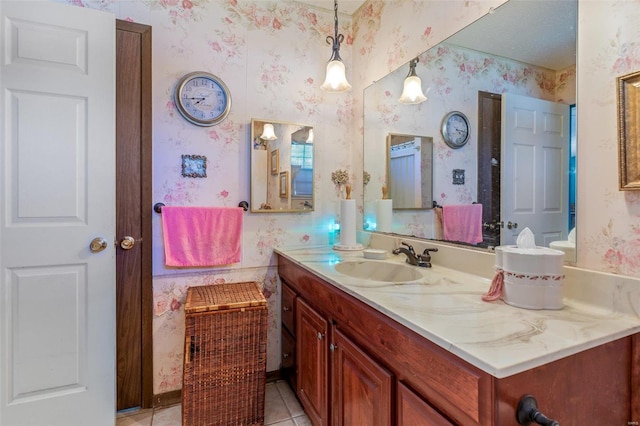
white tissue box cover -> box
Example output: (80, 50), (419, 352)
(495, 245), (565, 310)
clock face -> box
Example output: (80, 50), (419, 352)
(441, 111), (470, 149)
(175, 72), (231, 126)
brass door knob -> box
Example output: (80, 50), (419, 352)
(120, 236), (136, 250)
(89, 237), (108, 253)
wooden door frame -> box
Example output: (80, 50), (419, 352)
(116, 19), (153, 409)
(477, 91), (501, 248)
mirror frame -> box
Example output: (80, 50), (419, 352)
(617, 70), (640, 190)
(250, 118), (315, 213)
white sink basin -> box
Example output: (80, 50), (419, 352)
(334, 260), (423, 282)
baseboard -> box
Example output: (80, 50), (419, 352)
(153, 389), (181, 408)
(266, 369), (282, 383)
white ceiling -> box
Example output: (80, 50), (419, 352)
(447, 0), (577, 71)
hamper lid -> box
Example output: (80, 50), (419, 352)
(185, 282), (266, 313)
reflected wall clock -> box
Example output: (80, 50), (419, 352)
(441, 111), (470, 149)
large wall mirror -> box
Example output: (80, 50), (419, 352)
(251, 119), (314, 213)
(363, 0), (577, 262)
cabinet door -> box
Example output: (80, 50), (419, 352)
(397, 382), (454, 426)
(296, 299), (329, 426)
(281, 327), (296, 390)
(282, 282), (296, 335)
(331, 327), (393, 426)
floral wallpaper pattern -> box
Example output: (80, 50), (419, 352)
(56, 0), (640, 397)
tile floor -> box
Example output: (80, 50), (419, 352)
(115, 380), (310, 426)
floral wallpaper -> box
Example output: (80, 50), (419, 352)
(578, 0), (640, 277)
(55, 0), (640, 397)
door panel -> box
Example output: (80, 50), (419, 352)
(331, 327), (393, 426)
(501, 93), (569, 246)
(397, 382), (454, 426)
(296, 299), (328, 426)
(0, 1), (115, 425)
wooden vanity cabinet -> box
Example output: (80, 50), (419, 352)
(278, 255), (637, 425)
(296, 297), (394, 426)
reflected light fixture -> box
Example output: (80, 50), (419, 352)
(399, 57), (427, 104)
(320, 0), (351, 93)
(260, 123), (277, 140)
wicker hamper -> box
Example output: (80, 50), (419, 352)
(182, 282), (267, 426)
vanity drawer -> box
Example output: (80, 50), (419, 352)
(282, 282), (296, 335)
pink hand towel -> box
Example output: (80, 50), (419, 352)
(442, 204), (483, 244)
(161, 206), (243, 267)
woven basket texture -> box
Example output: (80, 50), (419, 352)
(182, 282), (267, 426)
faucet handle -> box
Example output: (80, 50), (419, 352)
(401, 241), (415, 254)
(419, 247), (439, 265)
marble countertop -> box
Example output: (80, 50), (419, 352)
(275, 245), (640, 378)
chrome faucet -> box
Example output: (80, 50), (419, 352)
(392, 242), (438, 268)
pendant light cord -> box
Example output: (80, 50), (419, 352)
(326, 0), (344, 61)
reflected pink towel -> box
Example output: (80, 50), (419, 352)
(161, 206), (243, 267)
(442, 204), (483, 244)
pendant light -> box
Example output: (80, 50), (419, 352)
(399, 57), (427, 104)
(320, 0), (351, 92)
(260, 123), (277, 141)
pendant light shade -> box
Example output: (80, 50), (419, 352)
(260, 123), (277, 141)
(321, 0), (351, 93)
(306, 128), (314, 143)
(399, 58), (427, 104)
(321, 59), (351, 92)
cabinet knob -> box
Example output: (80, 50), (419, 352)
(282, 352), (290, 359)
(330, 343), (338, 352)
(317, 332), (325, 340)
(516, 395), (559, 426)
(283, 306), (291, 312)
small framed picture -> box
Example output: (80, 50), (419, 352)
(270, 149), (279, 175)
(279, 171), (289, 198)
(181, 154), (207, 178)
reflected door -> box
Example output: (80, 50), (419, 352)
(501, 93), (570, 246)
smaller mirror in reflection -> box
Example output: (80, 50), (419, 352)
(387, 133), (434, 210)
(251, 119), (314, 213)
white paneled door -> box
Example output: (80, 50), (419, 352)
(501, 93), (570, 246)
(0, 1), (116, 425)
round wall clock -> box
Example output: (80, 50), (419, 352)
(174, 71), (231, 126)
(441, 111), (470, 149)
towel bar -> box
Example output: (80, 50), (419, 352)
(154, 201), (249, 213)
